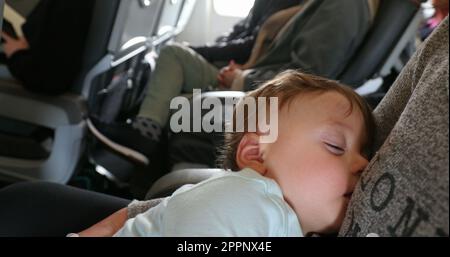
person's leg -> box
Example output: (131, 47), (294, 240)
(138, 43), (220, 127)
(0, 182), (130, 237)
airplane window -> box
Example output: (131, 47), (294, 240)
(213, 0), (255, 18)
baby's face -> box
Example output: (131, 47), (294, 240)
(261, 91), (368, 234)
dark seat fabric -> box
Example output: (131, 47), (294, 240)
(0, 182), (129, 237)
(0, 133), (50, 160)
(338, 0), (421, 88)
(5, 0), (96, 95)
(73, 0), (121, 94)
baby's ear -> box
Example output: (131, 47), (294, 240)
(236, 133), (267, 174)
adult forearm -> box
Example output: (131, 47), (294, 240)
(78, 208), (128, 237)
(192, 38), (255, 64)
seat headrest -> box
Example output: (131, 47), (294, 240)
(338, 0), (421, 87)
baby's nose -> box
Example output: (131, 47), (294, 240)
(351, 155), (368, 175)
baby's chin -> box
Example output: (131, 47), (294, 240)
(318, 206), (347, 235)
(303, 201), (349, 235)
(310, 224), (340, 237)
(310, 217), (342, 236)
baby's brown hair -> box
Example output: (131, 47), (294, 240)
(219, 70), (376, 171)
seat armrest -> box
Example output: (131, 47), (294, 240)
(146, 168), (225, 199)
(201, 91), (246, 101)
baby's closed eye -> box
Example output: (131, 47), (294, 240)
(324, 142), (345, 155)
(320, 129), (346, 155)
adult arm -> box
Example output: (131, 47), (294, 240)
(77, 199), (163, 237)
(78, 208), (128, 237)
(191, 37), (255, 64)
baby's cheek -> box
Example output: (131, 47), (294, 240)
(267, 147), (307, 174)
(313, 164), (349, 194)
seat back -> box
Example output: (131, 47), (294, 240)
(338, 0), (423, 87)
(74, 0), (164, 98)
(85, 0), (198, 185)
(76, 0), (121, 88)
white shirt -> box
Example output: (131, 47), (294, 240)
(114, 168), (303, 237)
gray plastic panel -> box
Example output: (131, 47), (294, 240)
(174, 0), (196, 34)
(0, 121), (86, 183)
(155, 0), (184, 37)
(0, 79), (86, 127)
(108, 0), (164, 53)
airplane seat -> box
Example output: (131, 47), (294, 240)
(148, 0), (426, 199)
(338, 0), (426, 88)
(84, 0), (198, 186)
(0, 0), (169, 183)
(339, 0), (425, 109)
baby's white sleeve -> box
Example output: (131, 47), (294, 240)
(160, 176), (287, 237)
(114, 176), (292, 237)
(114, 184), (195, 237)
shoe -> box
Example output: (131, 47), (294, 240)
(87, 117), (158, 165)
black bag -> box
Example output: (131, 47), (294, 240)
(92, 54), (153, 123)
(95, 72), (130, 123)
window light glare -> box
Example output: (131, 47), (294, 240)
(213, 0), (255, 18)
